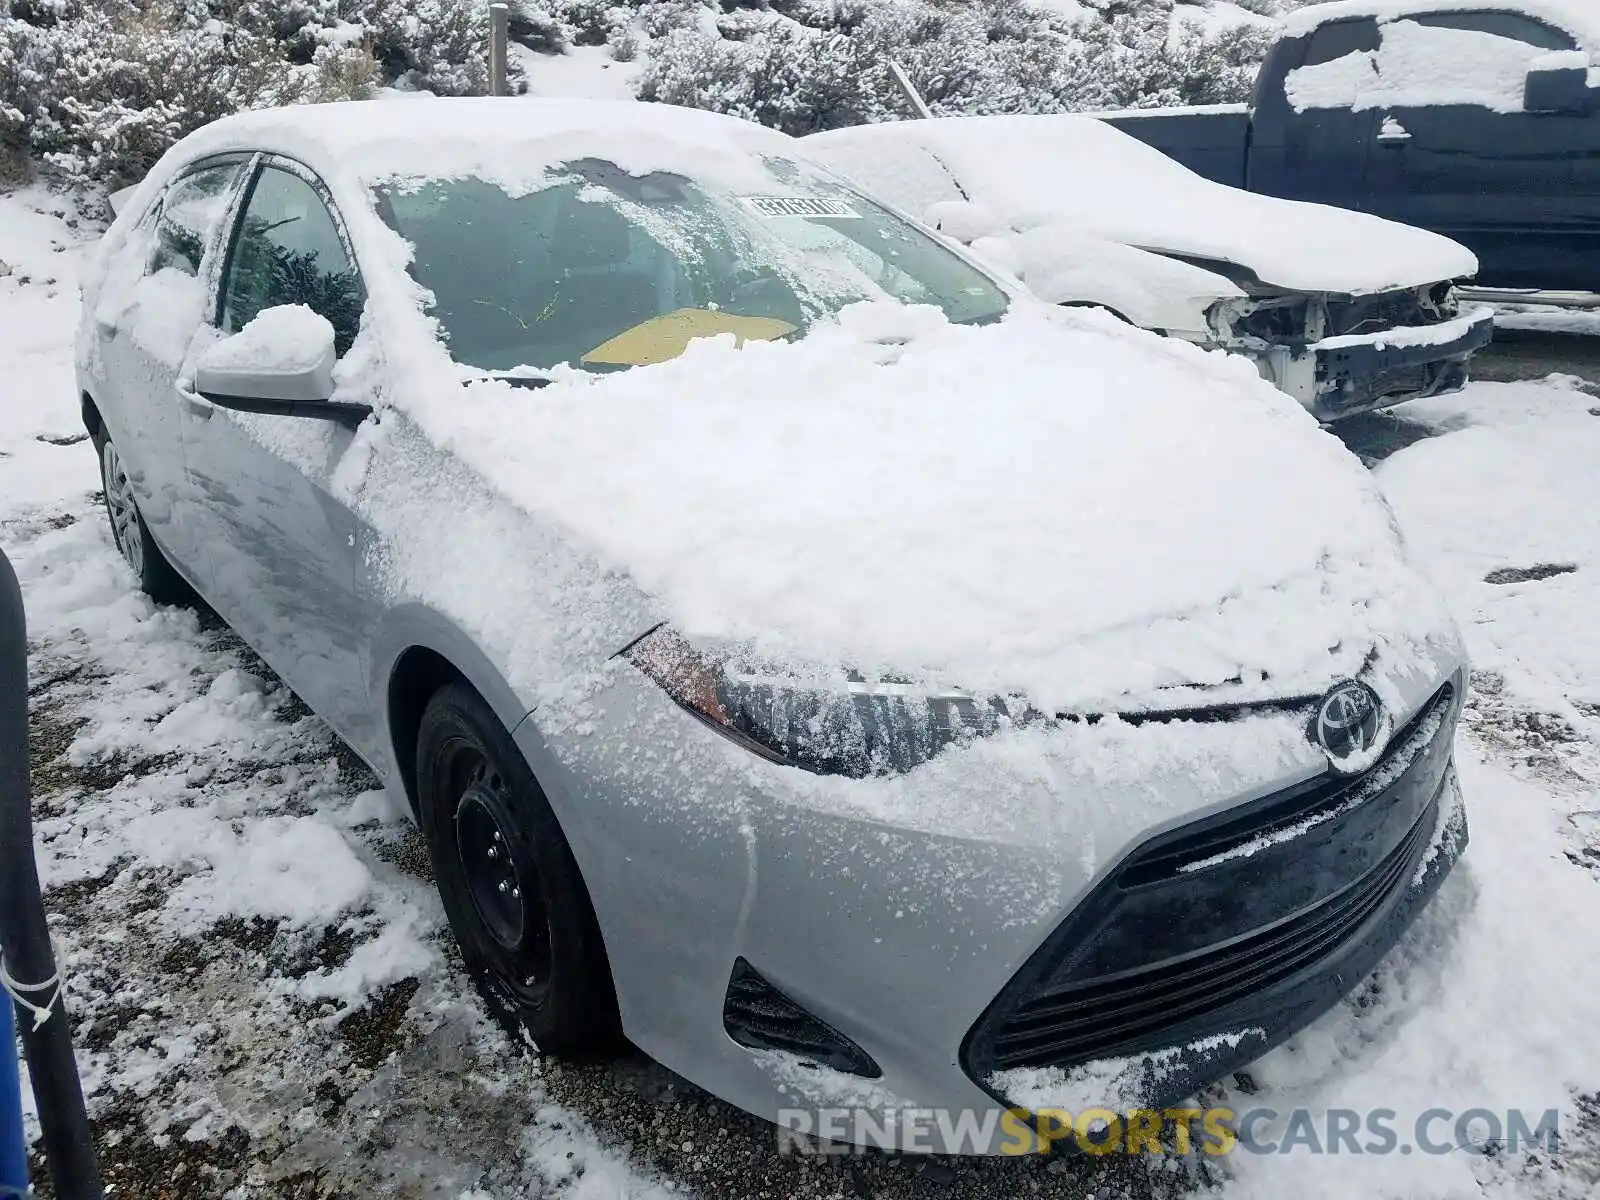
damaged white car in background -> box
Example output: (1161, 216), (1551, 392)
(806, 114), (1496, 422)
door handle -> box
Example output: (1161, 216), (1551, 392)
(1377, 116), (1412, 145)
(182, 393), (214, 421)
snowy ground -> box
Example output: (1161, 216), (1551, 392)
(3, 178), (1599, 1200)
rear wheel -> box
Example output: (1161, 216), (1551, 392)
(93, 429), (189, 604)
(417, 682), (620, 1056)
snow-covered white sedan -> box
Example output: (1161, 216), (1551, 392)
(76, 98), (1467, 1153)
(806, 114), (1496, 422)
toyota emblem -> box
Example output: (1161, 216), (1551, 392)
(1313, 681), (1388, 773)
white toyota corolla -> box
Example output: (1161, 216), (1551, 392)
(75, 97), (1467, 1153)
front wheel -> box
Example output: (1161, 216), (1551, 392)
(93, 429), (190, 604)
(417, 682), (620, 1056)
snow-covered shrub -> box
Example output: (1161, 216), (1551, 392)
(636, 0), (1276, 132)
(635, 0), (711, 41)
(505, 1), (567, 53)
(0, 0), (542, 185)
(1, 0), (376, 187)
(639, 17), (895, 134)
(556, 0), (622, 46)
(609, 22), (641, 61)
(351, 0), (492, 94)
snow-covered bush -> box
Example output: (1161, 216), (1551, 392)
(0, 0), (1285, 188)
(637, 0), (1276, 134)
(1, 0), (377, 187)
(0, 0), (516, 186)
(353, 0), (490, 94)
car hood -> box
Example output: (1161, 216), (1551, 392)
(805, 115), (1480, 296)
(952, 217), (1244, 335)
(396, 301), (1454, 717)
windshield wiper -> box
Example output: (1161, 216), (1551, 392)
(464, 371), (553, 390)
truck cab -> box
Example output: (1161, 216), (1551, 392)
(1108, 1), (1600, 295)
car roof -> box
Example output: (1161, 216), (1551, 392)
(161, 97), (797, 188)
(1279, 0), (1599, 45)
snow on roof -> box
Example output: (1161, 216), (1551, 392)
(161, 97), (794, 192)
(1280, 0), (1600, 46)
(805, 115), (1478, 294)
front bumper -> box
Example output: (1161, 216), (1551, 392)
(1241, 305), (1495, 422)
(1308, 307), (1495, 422)
(525, 657), (1469, 1155)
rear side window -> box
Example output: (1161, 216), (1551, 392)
(150, 162), (246, 277)
(1299, 18), (1381, 67)
(1410, 12), (1575, 51)
(220, 165), (365, 356)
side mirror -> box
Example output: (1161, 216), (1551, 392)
(194, 306), (371, 427)
(1524, 52), (1594, 114)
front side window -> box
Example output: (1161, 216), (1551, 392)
(374, 156), (1009, 374)
(150, 160), (246, 277)
(220, 165), (365, 355)
(1299, 18), (1381, 68)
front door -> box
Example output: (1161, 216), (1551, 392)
(89, 156), (251, 579)
(1249, 17), (1383, 210)
(1360, 11), (1596, 289)
(180, 158), (379, 756)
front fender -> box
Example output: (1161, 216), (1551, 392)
(365, 602), (538, 802)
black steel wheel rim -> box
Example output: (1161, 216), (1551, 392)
(444, 740), (553, 995)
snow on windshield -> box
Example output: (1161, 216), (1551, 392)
(1287, 18), (1561, 113)
(374, 157), (1007, 373)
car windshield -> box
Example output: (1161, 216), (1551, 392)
(373, 156), (1009, 374)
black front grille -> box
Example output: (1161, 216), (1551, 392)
(1119, 683), (1453, 886)
(989, 804), (1434, 1069)
(964, 681), (1461, 1082)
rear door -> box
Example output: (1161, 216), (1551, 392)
(88, 156), (252, 578)
(1362, 11), (1595, 289)
(1249, 17), (1383, 210)
(179, 158), (380, 757)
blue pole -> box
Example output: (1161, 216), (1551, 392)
(0, 995), (27, 1195)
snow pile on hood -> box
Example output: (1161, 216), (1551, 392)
(804, 116), (1479, 294)
(953, 204), (1246, 325)
(382, 298), (1445, 713)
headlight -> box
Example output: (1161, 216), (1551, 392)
(622, 626), (1018, 777)
(1222, 296), (1312, 346)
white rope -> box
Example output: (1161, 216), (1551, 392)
(0, 951), (59, 1033)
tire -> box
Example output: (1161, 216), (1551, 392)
(92, 428), (190, 605)
(417, 682), (620, 1056)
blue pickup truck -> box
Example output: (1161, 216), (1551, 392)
(1105, 0), (1600, 297)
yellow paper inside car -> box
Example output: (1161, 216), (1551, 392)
(581, 308), (797, 367)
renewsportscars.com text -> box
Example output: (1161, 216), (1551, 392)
(776, 1105), (1563, 1157)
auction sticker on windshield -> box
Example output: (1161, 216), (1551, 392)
(740, 195), (861, 219)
